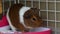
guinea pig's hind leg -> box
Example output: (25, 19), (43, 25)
(10, 24), (16, 32)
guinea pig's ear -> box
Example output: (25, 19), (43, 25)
(35, 9), (40, 15)
(31, 8), (40, 15)
(24, 12), (32, 19)
(31, 8), (40, 12)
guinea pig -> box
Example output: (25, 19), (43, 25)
(6, 3), (43, 32)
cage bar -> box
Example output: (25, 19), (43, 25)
(14, 0), (16, 4)
(2, 0), (4, 16)
(46, 0), (49, 27)
(55, 0), (57, 34)
(18, 0), (20, 4)
(39, 0), (41, 16)
(31, 0), (33, 7)
(39, 0), (40, 9)
(25, 0), (26, 6)
(9, 0), (11, 7)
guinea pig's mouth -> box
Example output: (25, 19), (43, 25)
(26, 26), (33, 29)
(30, 24), (41, 27)
(26, 25), (40, 29)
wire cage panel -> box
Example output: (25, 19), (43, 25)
(2, 0), (60, 34)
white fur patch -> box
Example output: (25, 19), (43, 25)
(19, 7), (30, 23)
(6, 8), (16, 31)
(19, 7), (33, 28)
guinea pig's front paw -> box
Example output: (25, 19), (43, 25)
(22, 30), (25, 32)
(24, 29), (29, 32)
(21, 30), (29, 32)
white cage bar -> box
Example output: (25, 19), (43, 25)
(14, 0), (16, 4)
(39, 0), (40, 16)
(2, 0), (5, 16)
(46, 0), (49, 27)
(31, 0), (33, 7)
(18, 0), (20, 4)
(9, 0), (11, 7)
(25, 0), (26, 6)
(55, 0), (57, 34)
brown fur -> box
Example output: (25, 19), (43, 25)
(9, 3), (43, 32)
(9, 3), (25, 31)
(24, 8), (43, 27)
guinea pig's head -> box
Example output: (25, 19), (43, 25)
(24, 8), (43, 28)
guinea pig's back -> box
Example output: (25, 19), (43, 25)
(8, 3), (25, 30)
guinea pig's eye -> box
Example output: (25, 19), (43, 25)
(32, 18), (36, 21)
